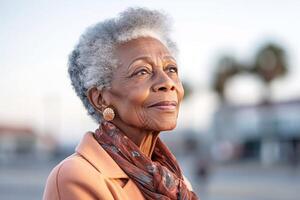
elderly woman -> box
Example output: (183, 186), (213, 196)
(43, 7), (198, 200)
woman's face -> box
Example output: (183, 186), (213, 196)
(104, 37), (184, 131)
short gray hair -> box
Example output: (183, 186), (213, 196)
(68, 7), (178, 123)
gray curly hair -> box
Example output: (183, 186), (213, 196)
(68, 7), (178, 123)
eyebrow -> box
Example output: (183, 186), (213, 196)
(127, 55), (177, 70)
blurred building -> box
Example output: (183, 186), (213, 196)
(0, 124), (57, 163)
(212, 99), (300, 165)
(0, 125), (36, 160)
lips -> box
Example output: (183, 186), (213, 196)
(148, 101), (178, 111)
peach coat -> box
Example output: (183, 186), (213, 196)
(43, 132), (193, 200)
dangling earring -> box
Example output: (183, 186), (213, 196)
(103, 107), (115, 121)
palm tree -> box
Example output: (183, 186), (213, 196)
(212, 43), (288, 103)
(251, 43), (288, 103)
(212, 56), (241, 101)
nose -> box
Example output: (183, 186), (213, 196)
(152, 71), (176, 92)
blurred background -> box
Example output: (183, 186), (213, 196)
(1, 0), (300, 199)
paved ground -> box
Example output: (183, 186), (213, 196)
(188, 162), (300, 200)
(0, 159), (57, 200)
(0, 157), (299, 200)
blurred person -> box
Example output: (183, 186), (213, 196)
(43, 7), (199, 200)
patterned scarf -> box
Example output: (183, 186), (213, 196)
(93, 121), (199, 200)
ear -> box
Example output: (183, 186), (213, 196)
(86, 87), (108, 113)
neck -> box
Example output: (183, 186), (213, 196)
(112, 118), (160, 157)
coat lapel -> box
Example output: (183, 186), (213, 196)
(75, 132), (146, 200)
(75, 132), (129, 179)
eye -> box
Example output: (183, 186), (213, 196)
(133, 68), (151, 76)
(167, 65), (178, 73)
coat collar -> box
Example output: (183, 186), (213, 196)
(75, 132), (129, 179)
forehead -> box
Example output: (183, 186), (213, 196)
(115, 37), (172, 64)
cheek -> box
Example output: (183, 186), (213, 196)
(119, 101), (153, 130)
(113, 87), (149, 122)
(110, 81), (181, 131)
(128, 91), (150, 122)
(126, 87), (149, 108)
(120, 95), (162, 129)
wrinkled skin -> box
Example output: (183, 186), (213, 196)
(88, 37), (184, 145)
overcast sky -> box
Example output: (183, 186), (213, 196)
(1, 0), (300, 144)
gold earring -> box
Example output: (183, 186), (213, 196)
(103, 107), (115, 121)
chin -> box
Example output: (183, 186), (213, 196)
(154, 120), (177, 131)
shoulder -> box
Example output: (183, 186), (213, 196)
(43, 153), (113, 200)
(54, 153), (99, 182)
